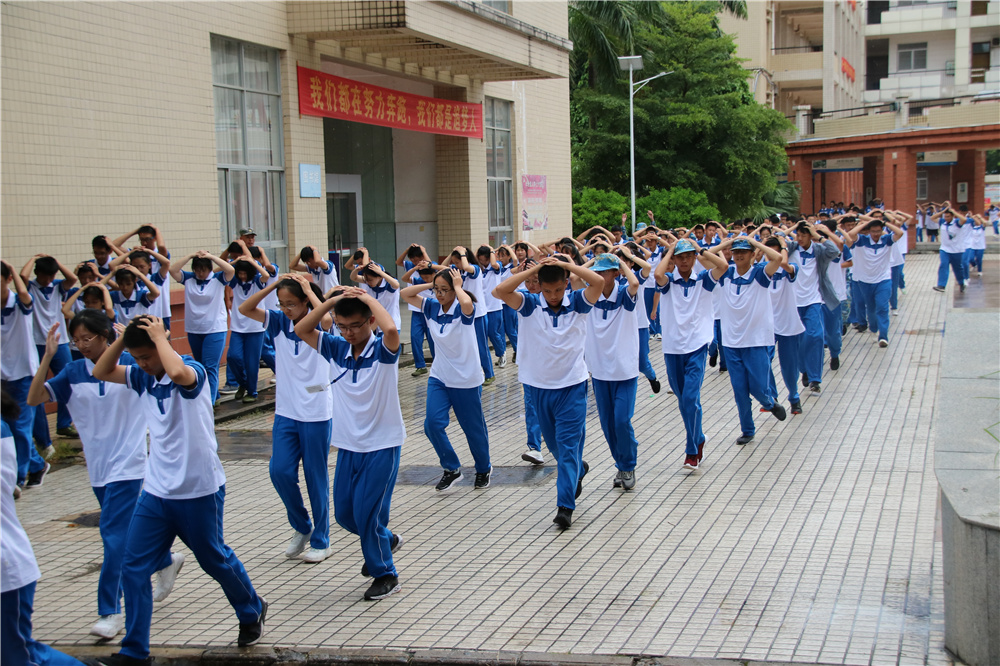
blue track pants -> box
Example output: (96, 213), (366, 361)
(530, 381), (587, 510)
(592, 377), (638, 470)
(423, 377), (490, 473)
(663, 345), (708, 455)
(270, 415), (333, 550)
(333, 447), (401, 580)
(724, 346), (776, 438)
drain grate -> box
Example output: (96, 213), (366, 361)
(397, 465), (556, 486)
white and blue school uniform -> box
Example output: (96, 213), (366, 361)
(481, 265), (506, 361)
(787, 243), (826, 385)
(259, 264), (280, 372)
(718, 264), (778, 438)
(264, 310), (334, 552)
(956, 217), (975, 281)
(118, 359), (262, 661)
(88, 256), (114, 276)
(308, 259), (340, 294)
(0, 291), (45, 484)
(584, 284), (640, 472)
(110, 286), (155, 327)
(988, 206), (999, 235)
(766, 265), (804, 406)
(824, 245), (851, 362)
(318, 332), (404, 580)
(967, 223), (986, 274)
(517, 289), (595, 510)
(421, 297), (489, 473)
(133, 247), (172, 328)
(515, 288), (542, 454)
(850, 234), (894, 342)
(361, 277), (402, 331)
(227, 276), (267, 397)
(45, 354), (172, 618)
(643, 246), (664, 336)
(458, 264), (493, 381)
(498, 262), (518, 353)
(936, 217), (967, 289)
(623, 268), (657, 383)
(708, 262), (733, 371)
(657, 268), (717, 455)
(1, 421), (86, 666)
(889, 225), (907, 310)
(402, 260), (435, 369)
(27, 279), (74, 439)
(177, 270), (229, 402)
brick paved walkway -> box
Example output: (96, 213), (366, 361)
(18, 255), (964, 665)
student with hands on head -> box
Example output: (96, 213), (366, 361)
(842, 214), (904, 347)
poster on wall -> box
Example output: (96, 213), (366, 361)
(521, 175), (548, 231)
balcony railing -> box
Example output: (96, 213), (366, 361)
(771, 45), (823, 55)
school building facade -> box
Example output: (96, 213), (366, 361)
(1, 1), (572, 288)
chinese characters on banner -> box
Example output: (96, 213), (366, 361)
(521, 175), (547, 231)
(297, 66), (483, 139)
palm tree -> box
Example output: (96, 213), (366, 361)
(568, 0), (666, 93)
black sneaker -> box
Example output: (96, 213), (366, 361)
(81, 654), (153, 666)
(364, 575), (400, 600)
(362, 533), (403, 577)
(709, 353), (717, 367)
(855, 324), (868, 333)
(25, 462), (50, 488)
(648, 378), (661, 393)
(842, 323), (848, 335)
(719, 366), (727, 373)
(960, 284), (966, 293)
(770, 403), (787, 421)
(553, 506), (573, 529)
(435, 469), (462, 492)
(809, 381), (822, 395)
(575, 461), (589, 499)
(830, 356), (840, 371)
(932, 286), (945, 293)
(790, 401), (803, 415)
(736, 434), (754, 446)
(474, 468), (491, 489)
(800, 372), (808, 387)
(237, 598), (267, 647)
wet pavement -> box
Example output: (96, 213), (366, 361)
(18, 254), (968, 665)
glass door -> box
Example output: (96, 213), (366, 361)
(326, 174), (364, 285)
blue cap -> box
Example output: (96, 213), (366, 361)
(673, 239), (697, 255)
(635, 222), (647, 231)
(731, 238), (753, 251)
(592, 253), (620, 272)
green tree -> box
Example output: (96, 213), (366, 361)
(637, 187), (721, 228)
(572, 187), (629, 236)
(571, 1), (792, 220)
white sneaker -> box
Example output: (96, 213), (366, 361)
(521, 449), (544, 465)
(284, 529), (312, 558)
(268, 377), (277, 386)
(89, 614), (125, 639)
(891, 309), (899, 316)
(496, 354), (507, 368)
(153, 552), (185, 603)
(42, 445), (55, 460)
(300, 546), (331, 563)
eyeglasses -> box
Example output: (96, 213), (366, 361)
(337, 321), (368, 332)
(138, 236), (155, 243)
(72, 333), (100, 346)
(432, 287), (453, 295)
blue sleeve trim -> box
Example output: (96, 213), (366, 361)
(176, 358), (207, 399)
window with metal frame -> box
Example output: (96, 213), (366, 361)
(897, 42), (928, 71)
(485, 98), (513, 247)
(916, 170), (928, 200)
(212, 35), (287, 266)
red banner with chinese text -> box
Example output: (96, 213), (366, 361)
(841, 58), (856, 82)
(297, 66), (483, 139)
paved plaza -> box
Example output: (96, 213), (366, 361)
(17, 255), (978, 665)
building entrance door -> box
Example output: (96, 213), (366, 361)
(326, 174), (363, 286)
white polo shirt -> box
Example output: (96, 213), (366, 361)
(179, 271), (228, 334)
(516, 290), (595, 390)
(319, 332), (405, 452)
(46, 356), (147, 487)
(407, 274), (433, 313)
(28, 279), (69, 345)
(620, 269), (649, 328)
(827, 245), (851, 302)
(262, 264), (280, 312)
(143, 249), (171, 319)
(938, 218), (965, 253)
(970, 224), (987, 250)
(657, 268), (717, 355)
(1, 423), (41, 593)
(1, 292), (39, 381)
(229, 277), (266, 334)
(308, 259), (340, 294)
(125, 358), (226, 500)
(265, 310), (333, 422)
(717, 264), (774, 349)
(788, 244), (823, 307)
(423, 298), (482, 389)
(850, 235), (894, 284)
(459, 264), (487, 318)
(768, 266), (806, 338)
(889, 229), (906, 267)
(361, 279), (401, 331)
(584, 284), (639, 382)
(481, 266), (503, 313)
(111, 287), (154, 326)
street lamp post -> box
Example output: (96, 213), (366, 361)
(617, 55), (672, 236)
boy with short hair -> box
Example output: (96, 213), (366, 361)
(291, 245), (340, 294)
(843, 216), (904, 347)
(397, 245), (438, 375)
(92, 316), (266, 664)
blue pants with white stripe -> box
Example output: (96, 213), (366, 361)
(724, 346), (776, 438)
(186, 331), (226, 403)
(890, 264), (904, 309)
(937, 250), (965, 289)
(270, 415), (334, 550)
(663, 345), (708, 456)
(423, 377), (490, 473)
(643, 287), (660, 336)
(592, 377), (638, 470)
(409, 312), (435, 369)
(32, 343), (72, 445)
(856, 279), (891, 341)
(92, 479), (172, 617)
(1, 377), (46, 483)
(530, 381), (587, 510)
(1, 583), (84, 666)
(333, 447), (401, 580)
(227, 331), (264, 397)
(823, 302), (844, 361)
(473, 316), (494, 380)
(769, 334), (801, 404)
(120, 487), (262, 660)
(709, 319), (728, 370)
(964, 248), (983, 276)
(260, 329), (276, 372)
(501, 304), (518, 353)
(796, 303), (824, 384)
(486, 310), (505, 359)
(523, 385), (542, 451)
(849, 278), (863, 325)
(638, 328), (656, 381)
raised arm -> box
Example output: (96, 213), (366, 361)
(749, 238), (782, 276)
(27, 324), (62, 406)
(237, 275), (282, 324)
(654, 242), (676, 286)
(618, 258), (640, 298)
(169, 252), (197, 282)
(399, 282), (430, 310)
(20, 253), (41, 283)
(111, 228), (139, 250)
(206, 252), (236, 280)
(493, 260), (538, 310)
(126, 265), (160, 302)
(562, 259), (605, 304)
(92, 324), (130, 385)
(366, 262), (399, 290)
(145, 317), (197, 387)
(5, 260), (32, 306)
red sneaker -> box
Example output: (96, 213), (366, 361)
(683, 454), (699, 471)
(696, 441), (705, 466)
